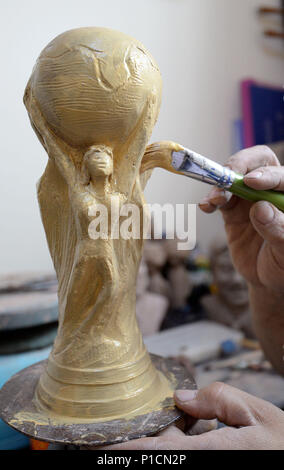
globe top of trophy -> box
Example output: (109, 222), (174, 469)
(27, 27), (162, 151)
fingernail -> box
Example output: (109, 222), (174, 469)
(254, 202), (275, 224)
(175, 390), (198, 403)
(245, 171), (263, 179)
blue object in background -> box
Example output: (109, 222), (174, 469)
(220, 339), (239, 357)
(0, 347), (51, 450)
(251, 83), (284, 146)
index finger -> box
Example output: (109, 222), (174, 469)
(226, 145), (279, 175)
(244, 166), (284, 191)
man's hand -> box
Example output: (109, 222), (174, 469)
(199, 146), (284, 375)
(97, 384), (284, 450)
(200, 146), (284, 292)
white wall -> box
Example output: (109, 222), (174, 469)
(0, 0), (283, 274)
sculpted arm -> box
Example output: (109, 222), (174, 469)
(140, 141), (182, 190)
(28, 95), (78, 187)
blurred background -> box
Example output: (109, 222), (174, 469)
(0, 0), (283, 450)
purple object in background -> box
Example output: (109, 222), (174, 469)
(241, 79), (255, 148)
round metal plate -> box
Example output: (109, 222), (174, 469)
(0, 354), (196, 447)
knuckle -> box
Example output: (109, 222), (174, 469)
(209, 383), (256, 426)
(258, 145), (279, 166)
(260, 165), (277, 180)
(227, 150), (250, 172)
(226, 156), (237, 169)
(207, 381), (227, 402)
(210, 381), (226, 394)
(240, 407), (258, 426)
(208, 382), (228, 413)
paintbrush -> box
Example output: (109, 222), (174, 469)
(171, 147), (284, 212)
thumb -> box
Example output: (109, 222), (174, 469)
(174, 382), (263, 427)
(250, 201), (284, 263)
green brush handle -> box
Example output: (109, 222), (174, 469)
(230, 174), (284, 213)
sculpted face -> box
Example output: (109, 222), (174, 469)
(85, 148), (113, 178)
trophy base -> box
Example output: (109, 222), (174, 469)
(0, 354), (196, 447)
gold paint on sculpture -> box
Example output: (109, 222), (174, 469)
(24, 27), (182, 422)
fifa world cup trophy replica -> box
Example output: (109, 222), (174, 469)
(0, 27), (195, 447)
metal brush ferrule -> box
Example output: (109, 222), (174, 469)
(172, 149), (236, 189)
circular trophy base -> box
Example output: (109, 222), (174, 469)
(0, 354), (196, 447)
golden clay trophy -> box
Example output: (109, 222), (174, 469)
(0, 27), (195, 447)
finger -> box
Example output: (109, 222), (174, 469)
(174, 382), (266, 427)
(226, 145), (279, 175)
(95, 425), (185, 450)
(117, 426), (252, 450)
(199, 188), (232, 213)
(208, 188), (232, 206)
(244, 166), (284, 191)
(250, 202), (284, 246)
(185, 418), (217, 436)
(95, 437), (160, 450)
(249, 202), (284, 265)
(187, 425), (256, 450)
(199, 200), (217, 214)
